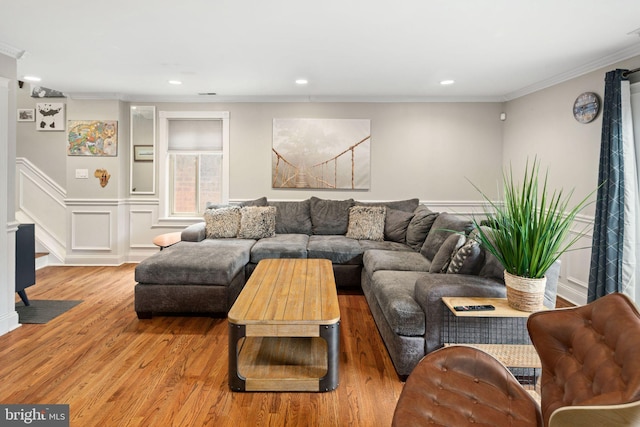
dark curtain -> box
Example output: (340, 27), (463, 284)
(587, 69), (629, 302)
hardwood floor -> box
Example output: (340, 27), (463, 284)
(0, 265), (404, 427)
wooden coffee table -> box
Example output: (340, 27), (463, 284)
(228, 258), (340, 392)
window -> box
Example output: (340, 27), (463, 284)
(159, 111), (229, 218)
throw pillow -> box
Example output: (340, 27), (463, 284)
(429, 233), (466, 274)
(237, 206), (276, 239)
(406, 205), (439, 251)
(309, 197), (355, 235)
(269, 200), (312, 234)
(384, 208), (414, 243)
(420, 213), (473, 261)
(447, 237), (485, 275)
(345, 206), (386, 241)
(204, 206), (241, 238)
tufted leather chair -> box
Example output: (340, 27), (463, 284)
(528, 292), (640, 426)
(392, 345), (543, 426)
(392, 293), (640, 427)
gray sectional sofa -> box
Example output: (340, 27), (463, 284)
(134, 196), (559, 377)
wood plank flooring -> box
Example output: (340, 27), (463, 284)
(0, 265), (404, 427)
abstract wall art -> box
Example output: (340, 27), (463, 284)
(67, 120), (118, 156)
(36, 103), (65, 131)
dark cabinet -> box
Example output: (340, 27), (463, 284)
(16, 223), (35, 305)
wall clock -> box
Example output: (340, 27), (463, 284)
(573, 92), (600, 124)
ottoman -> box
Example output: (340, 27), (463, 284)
(134, 239), (255, 318)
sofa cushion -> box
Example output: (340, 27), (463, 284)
(309, 197), (354, 235)
(346, 206), (386, 241)
(269, 200), (312, 234)
(355, 198), (419, 213)
(384, 208), (414, 243)
(250, 234), (309, 263)
(135, 239), (254, 285)
(429, 233), (466, 273)
(359, 240), (414, 252)
(363, 249), (431, 274)
(447, 237), (484, 275)
(369, 270), (428, 336)
(204, 206), (241, 238)
(307, 235), (363, 264)
(420, 212), (473, 261)
(237, 206), (276, 239)
(406, 205), (439, 251)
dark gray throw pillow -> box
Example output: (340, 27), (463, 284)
(309, 197), (355, 235)
(420, 212), (473, 261)
(429, 233), (466, 273)
(384, 208), (414, 243)
(406, 205), (439, 251)
(269, 200), (312, 234)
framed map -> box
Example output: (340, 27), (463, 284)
(67, 120), (118, 156)
(272, 118), (371, 189)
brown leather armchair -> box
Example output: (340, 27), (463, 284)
(392, 293), (640, 427)
(529, 292), (640, 426)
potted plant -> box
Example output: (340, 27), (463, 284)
(470, 159), (594, 311)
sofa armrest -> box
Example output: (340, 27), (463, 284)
(181, 222), (206, 242)
(413, 274), (506, 353)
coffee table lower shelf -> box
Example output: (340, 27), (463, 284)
(229, 322), (339, 392)
(236, 336), (328, 392)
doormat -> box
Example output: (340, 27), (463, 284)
(15, 300), (83, 324)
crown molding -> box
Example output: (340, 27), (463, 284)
(0, 41), (26, 59)
(504, 43), (640, 101)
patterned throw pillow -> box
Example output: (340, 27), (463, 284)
(345, 206), (386, 241)
(447, 237), (485, 275)
(237, 206), (276, 239)
(204, 206), (241, 238)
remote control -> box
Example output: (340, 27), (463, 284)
(453, 305), (495, 312)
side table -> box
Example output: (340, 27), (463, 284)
(152, 232), (182, 250)
(441, 297), (545, 385)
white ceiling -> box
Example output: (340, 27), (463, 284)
(1, 0), (640, 102)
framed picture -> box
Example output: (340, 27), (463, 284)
(134, 145), (154, 161)
(67, 120), (118, 156)
(272, 118), (371, 189)
(17, 108), (35, 122)
(35, 103), (65, 131)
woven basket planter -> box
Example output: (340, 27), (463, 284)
(504, 270), (546, 312)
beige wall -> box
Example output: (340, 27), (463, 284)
(503, 55), (640, 217)
(151, 101), (505, 202)
(16, 98), (506, 203)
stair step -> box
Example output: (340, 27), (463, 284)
(35, 252), (49, 259)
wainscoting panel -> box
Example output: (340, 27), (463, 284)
(555, 215), (593, 306)
(71, 211), (112, 251)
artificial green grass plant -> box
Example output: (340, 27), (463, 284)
(470, 159), (594, 279)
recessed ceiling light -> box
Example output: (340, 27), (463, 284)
(23, 75), (41, 82)
(295, 79), (308, 85)
(440, 79), (455, 85)
(168, 80), (182, 85)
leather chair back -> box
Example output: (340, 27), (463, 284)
(528, 293), (640, 426)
